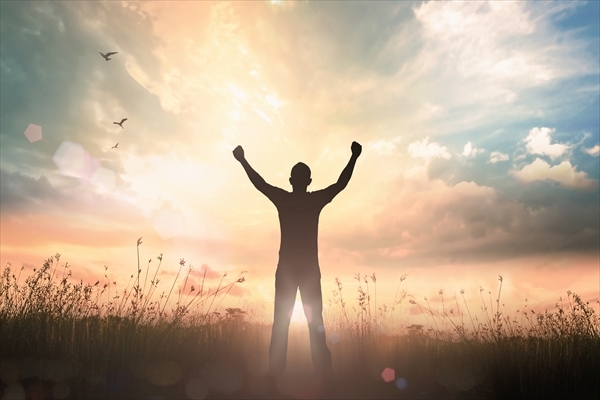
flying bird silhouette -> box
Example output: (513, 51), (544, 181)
(113, 118), (127, 129)
(99, 52), (118, 61)
(112, 143), (119, 149)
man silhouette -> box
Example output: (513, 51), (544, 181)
(233, 141), (362, 382)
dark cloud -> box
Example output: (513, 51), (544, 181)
(0, 168), (63, 214)
(323, 176), (599, 268)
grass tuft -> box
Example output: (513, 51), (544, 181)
(1, 248), (598, 399)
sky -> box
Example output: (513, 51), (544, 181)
(1, 0), (599, 327)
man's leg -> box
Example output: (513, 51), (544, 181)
(268, 268), (297, 376)
(298, 269), (333, 377)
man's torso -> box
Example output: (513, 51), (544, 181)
(267, 189), (337, 269)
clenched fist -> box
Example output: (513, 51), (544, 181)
(233, 145), (245, 162)
(351, 141), (362, 158)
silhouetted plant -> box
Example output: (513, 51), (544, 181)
(1, 257), (598, 399)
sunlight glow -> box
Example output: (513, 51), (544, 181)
(253, 108), (272, 124)
(257, 284), (273, 301)
(229, 85), (248, 101)
(265, 95), (281, 110)
(153, 210), (184, 240)
(90, 167), (116, 195)
(2, 0), (598, 358)
(462, 142), (473, 156)
(289, 298), (307, 324)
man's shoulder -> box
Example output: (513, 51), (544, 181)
(265, 187), (290, 208)
(308, 188), (328, 195)
(264, 185), (289, 200)
(308, 189), (328, 199)
(309, 185), (340, 204)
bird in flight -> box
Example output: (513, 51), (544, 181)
(99, 52), (118, 61)
(112, 143), (119, 149)
(113, 118), (127, 129)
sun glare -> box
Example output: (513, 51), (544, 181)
(265, 94), (281, 110)
(290, 296), (307, 324)
(229, 85), (248, 101)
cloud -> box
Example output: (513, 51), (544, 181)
(524, 127), (568, 159)
(584, 145), (600, 157)
(404, 0), (598, 138)
(0, 168), (151, 247)
(461, 142), (483, 157)
(1, 212), (141, 249)
(189, 263), (221, 280)
(489, 151), (509, 164)
(413, 1), (594, 85)
(403, 165), (428, 182)
(414, 103), (445, 122)
(407, 137), (451, 163)
(370, 138), (401, 155)
(0, 169), (63, 214)
(323, 176), (599, 268)
(513, 158), (598, 191)
(403, 137), (452, 183)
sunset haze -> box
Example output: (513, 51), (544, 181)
(1, 0), (599, 325)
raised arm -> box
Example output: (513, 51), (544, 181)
(317, 141), (362, 203)
(233, 145), (284, 201)
(335, 141), (362, 190)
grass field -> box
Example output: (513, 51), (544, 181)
(1, 246), (599, 399)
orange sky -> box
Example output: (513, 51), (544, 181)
(1, 1), (599, 326)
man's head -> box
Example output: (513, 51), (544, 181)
(289, 162), (312, 191)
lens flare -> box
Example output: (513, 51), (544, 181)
(24, 123), (42, 143)
(381, 367), (395, 383)
(395, 377), (408, 390)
